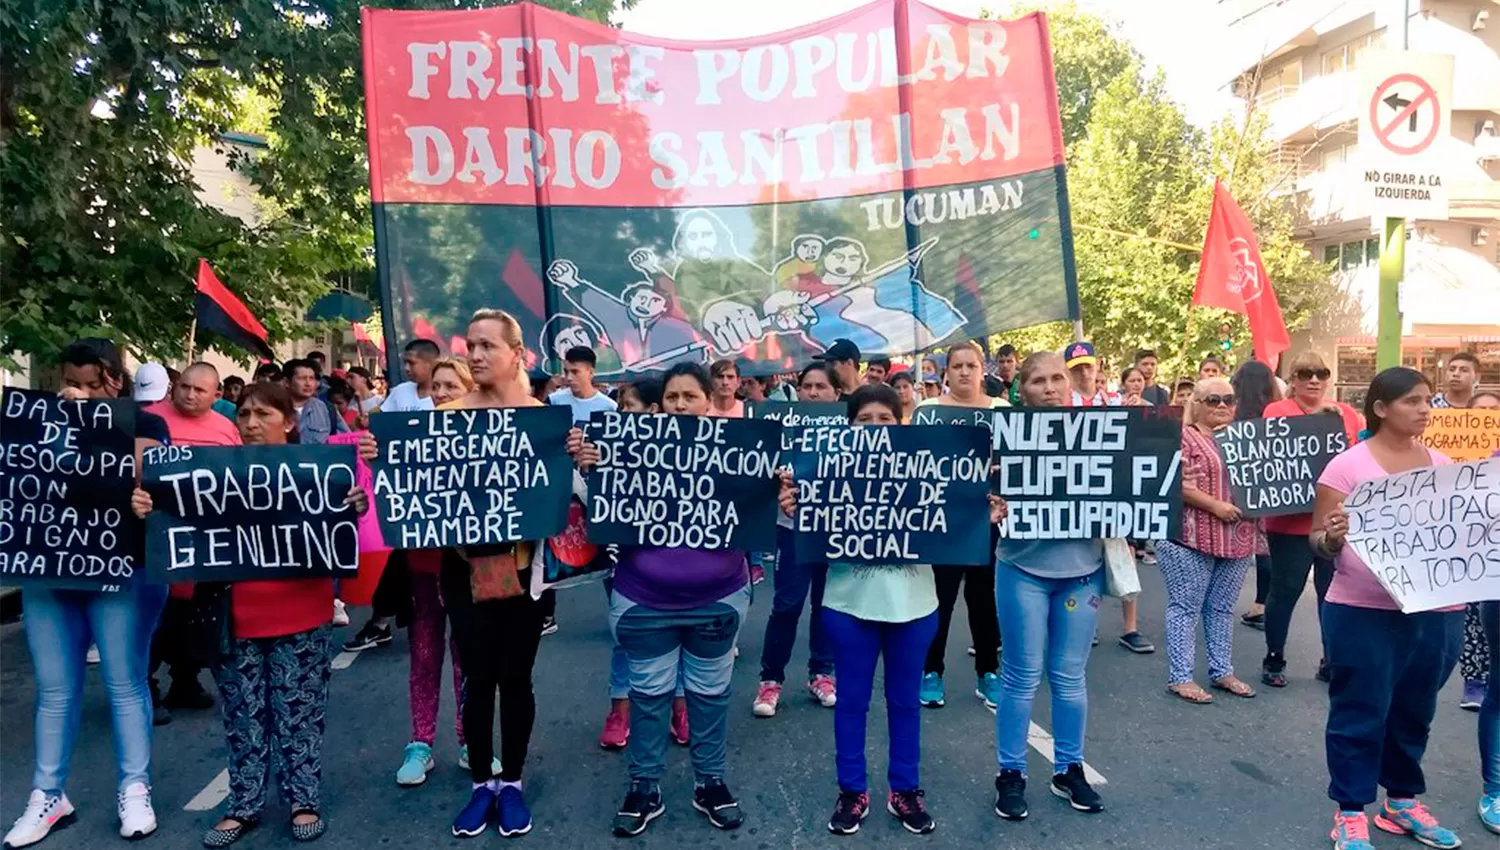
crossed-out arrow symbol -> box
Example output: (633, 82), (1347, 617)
(1383, 92), (1418, 131)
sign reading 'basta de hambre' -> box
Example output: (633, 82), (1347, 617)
(361, 1), (1077, 376)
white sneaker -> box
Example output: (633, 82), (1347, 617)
(4, 790), (74, 848)
(86, 645), (100, 665)
(117, 783), (156, 840)
(332, 599), (350, 627)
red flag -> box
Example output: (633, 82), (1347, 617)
(194, 259), (272, 360)
(411, 316), (444, 352)
(1192, 180), (1290, 367)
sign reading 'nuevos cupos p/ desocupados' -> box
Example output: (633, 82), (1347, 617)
(1344, 458), (1500, 613)
(369, 406), (575, 549)
(143, 445), (360, 582)
(586, 411), (781, 551)
(0, 389), (139, 590)
(1215, 415), (1348, 517)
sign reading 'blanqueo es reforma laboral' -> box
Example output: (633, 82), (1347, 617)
(1215, 414), (1348, 517)
(1344, 457), (1500, 613)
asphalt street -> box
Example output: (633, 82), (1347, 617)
(0, 565), (1485, 850)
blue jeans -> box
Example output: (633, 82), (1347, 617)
(22, 582), (168, 793)
(825, 609), (937, 793)
(758, 525), (832, 683)
(604, 578), (682, 700)
(993, 563), (1103, 774)
(1479, 601), (1499, 796)
(610, 586), (750, 785)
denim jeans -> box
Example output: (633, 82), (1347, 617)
(1479, 601), (1499, 796)
(604, 577), (682, 700)
(758, 525), (832, 684)
(993, 562), (1103, 775)
(22, 582), (168, 793)
(824, 609), (937, 793)
(610, 585), (750, 786)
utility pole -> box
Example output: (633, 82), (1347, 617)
(1375, 0), (1410, 370)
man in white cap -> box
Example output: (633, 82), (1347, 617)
(132, 362), (170, 404)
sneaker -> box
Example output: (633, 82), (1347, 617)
(976, 672), (1002, 711)
(919, 672), (945, 708)
(1374, 799), (1461, 849)
(452, 786), (497, 838)
(457, 746), (502, 777)
(692, 780), (744, 830)
(993, 770), (1028, 821)
(827, 791), (870, 835)
(1240, 611), (1266, 630)
(599, 706), (630, 750)
(1316, 658), (1332, 683)
(612, 782), (664, 837)
(1117, 632), (1155, 654)
(1050, 764), (1104, 813)
(1331, 810), (1377, 850)
(1479, 792), (1500, 834)
(670, 700), (689, 745)
(1460, 679), (1483, 711)
(495, 786), (532, 837)
(808, 674), (837, 708)
(149, 681), (172, 727)
(4, 791), (74, 848)
(750, 564), (766, 585)
(332, 599), (350, 627)
(887, 790), (935, 835)
(86, 645), (100, 665)
(117, 783), (157, 840)
(1261, 655), (1288, 688)
(1140, 551), (1158, 565)
(539, 616), (558, 637)
(163, 678), (215, 711)
(396, 742), (435, 786)
(342, 620), (392, 652)
(752, 681), (782, 718)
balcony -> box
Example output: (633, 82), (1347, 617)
(1255, 71), (1359, 144)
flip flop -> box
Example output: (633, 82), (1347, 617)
(1213, 677), (1257, 698)
(1168, 683), (1214, 704)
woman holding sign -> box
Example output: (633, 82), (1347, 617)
(130, 382), (367, 846)
(1312, 367), (1465, 850)
(913, 341), (1006, 711)
(1158, 377), (1257, 703)
(571, 363), (751, 838)
(992, 352), (1106, 821)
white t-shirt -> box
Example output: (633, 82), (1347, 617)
(356, 395), (384, 414)
(548, 387), (618, 424)
(380, 381), (434, 413)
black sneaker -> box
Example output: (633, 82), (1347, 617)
(164, 677), (215, 710)
(994, 770), (1028, 821)
(612, 782), (664, 837)
(540, 616), (559, 637)
(342, 621), (392, 653)
(827, 791), (869, 835)
(1050, 764), (1104, 813)
(1261, 655), (1288, 688)
(692, 779), (744, 830)
(1117, 632), (1155, 654)
(1314, 658), (1331, 683)
(150, 680), (172, 727)
(1240, 611), (1266, 630)
(887, 789), (935, 834)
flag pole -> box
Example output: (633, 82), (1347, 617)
(186, 317), (197, 363)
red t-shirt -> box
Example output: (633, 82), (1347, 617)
(232, 579), (334, 639)
(1261, 397), (1364, 536)
(144, 401), (243, 447)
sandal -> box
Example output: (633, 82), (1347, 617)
(1168, 683), (1214, 704)
(202, 817), (256, 848)
(1213, 676), (1256, 698)
(290, 810), (325, 843)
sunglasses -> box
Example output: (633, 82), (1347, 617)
(1295, 368), (1331, 381)
(1199, 393), (1236, 407)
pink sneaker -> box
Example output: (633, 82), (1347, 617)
(750, 564), (766, 585)
(671, 699), (690, 745)
(808, 674), (837, 708)
(753, 681), (782, 717)
(599, 705), (629, 750)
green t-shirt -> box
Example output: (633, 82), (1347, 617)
(823, 562), (938, 623)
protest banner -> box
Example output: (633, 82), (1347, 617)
(1215, 414), (1348, 516)
(1344, 457), (1500, 612)
(142, 445), (360, 582)
(369, 406), (574, 549)
(789, 424), (991, 564)
(360, 3), (1079, 377)
(1419, 409), (1500, 462)
(991, 407), (1183, 540)
(0, 389), (139, 590)
(747, 400), (847, 450)
(329, 431), (387, 551)
(911, 404), (997, 428)
(586, 411), (780, 550)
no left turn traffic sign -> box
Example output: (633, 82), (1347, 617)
(1369, 73), (1440, 156)
(1357, 51), (1453, 220)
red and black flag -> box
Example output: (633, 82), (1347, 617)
(360, 0), (1079, 377)
(195, 259), (272, 360)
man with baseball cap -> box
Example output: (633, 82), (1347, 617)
(812, 339), (861, 397)
(132, 363), (170, 404)
(1063, 341), (1119, 407)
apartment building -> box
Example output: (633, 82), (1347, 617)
(1225, 0), (1500, 403)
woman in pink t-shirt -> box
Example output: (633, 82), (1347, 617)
(1312, 367), (1465, 850)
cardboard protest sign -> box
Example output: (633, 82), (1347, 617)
(1344, 457), (1500, 612)
(790, 424), (991, 564)
(329, 431), (388, 552)
(0, 389), (140, 590)
(747, 401), (848, 450)
(1216, 415), (1349, 516)
(142, 445), (360, 582)
(1420, 409), (1500, 462)
(990, 407), (1182, 540)
(586, 411), (780, 550)
(911, 404), (997, 428)
(369, 406), (574, 549)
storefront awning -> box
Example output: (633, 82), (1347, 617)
(1338, 241), (1500, 336)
